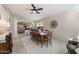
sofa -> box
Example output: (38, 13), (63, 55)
(0, 33), (13, 54)
(66, 37), (79, 54)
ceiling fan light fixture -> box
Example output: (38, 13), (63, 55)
(25, 4), (43, 14)
(32, 11), (36, 13)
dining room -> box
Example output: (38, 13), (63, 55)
(1, 4), (79, 54)
(17, 20), (67, 54)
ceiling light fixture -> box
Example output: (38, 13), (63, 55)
(25, 4), (43, 14)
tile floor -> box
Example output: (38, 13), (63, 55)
(12, 33), (68, 54)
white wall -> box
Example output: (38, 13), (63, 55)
(36, 10), (79, 42)
(0, 5), (19, 40)
(0, 5), (16, 39)
(52, 12), (79, 42)
(17, 17), (34, 25)
(9, 14), (18, 39)
(0, 5), (10, 22)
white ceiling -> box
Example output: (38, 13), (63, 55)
(5, 4), (77, 21)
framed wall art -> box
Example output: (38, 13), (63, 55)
(50, 20), (58, 28)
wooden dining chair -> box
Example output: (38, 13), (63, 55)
(47, 31), (53, 45)
(36, 31), (51, 48)
(30, 29), (53, 48)
(35, 34), (48, 48)
(36, 33), (41, 45)
(30, 29), (38, 41)
(30, 31), (33, 40)
(41, 35), (49, 48)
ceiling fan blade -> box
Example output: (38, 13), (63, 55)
(36, 8), (43, 10)
(35, 10), (40, 14)
(31, 4), (35, 9)
(25, 8), (34, 11)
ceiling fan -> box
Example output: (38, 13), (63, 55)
(25, 4), (43, 14)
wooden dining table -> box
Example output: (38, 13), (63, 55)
(30, 29), (52, 48)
